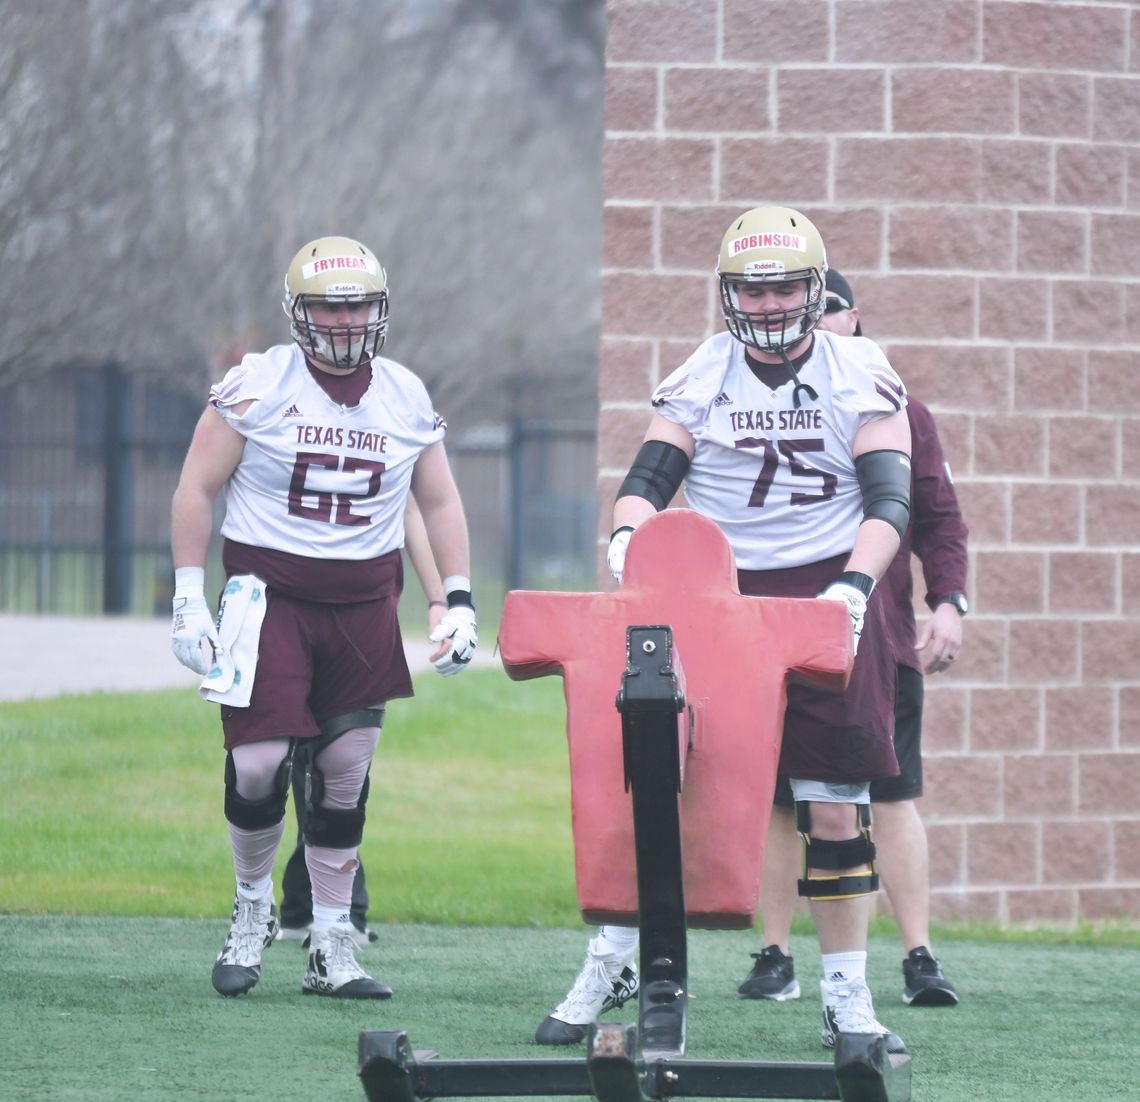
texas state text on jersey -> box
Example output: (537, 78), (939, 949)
(208, 344), (445, 559)
(651, 329), (906, 571)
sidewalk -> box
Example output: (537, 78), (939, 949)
(0, 614), (494, 702)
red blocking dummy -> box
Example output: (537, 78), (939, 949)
(498, 509), (853, 929)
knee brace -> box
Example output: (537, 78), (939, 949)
(298, 709), (382, 849)
(301, 763), (370, 849)
(795, 802), (879, 901)
(223, 749), (292, 830)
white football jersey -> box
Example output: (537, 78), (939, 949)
(652, 329), (906, 570)
(209, 344), (445, 559)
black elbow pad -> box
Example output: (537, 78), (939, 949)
(855, 449), (911, 538)
(617, 441), (691, 512)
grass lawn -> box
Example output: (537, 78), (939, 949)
(1, 669), (579, 924)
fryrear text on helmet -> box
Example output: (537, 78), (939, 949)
(300, 255), (380, 279)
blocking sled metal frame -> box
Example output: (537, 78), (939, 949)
(358, 625), (912, 1102)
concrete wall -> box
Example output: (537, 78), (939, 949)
(597, 0), (1140, 925)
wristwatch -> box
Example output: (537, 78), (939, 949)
(935, 593), (969, 617)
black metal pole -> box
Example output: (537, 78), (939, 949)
(618, 625), (688, 1060)
(507, 416), (526, 589)
(101, 362), (132, 614)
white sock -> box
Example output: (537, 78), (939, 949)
(821, 950), (867, 985)
(312, 903), (351, 933)
(593, 925), (639, 959)
(236, 874), (272, 901)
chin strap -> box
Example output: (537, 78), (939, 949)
(779, 346), (818, 408)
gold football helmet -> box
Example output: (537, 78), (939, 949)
(716, 207), (828, 352)
(282, 236), (389, 370)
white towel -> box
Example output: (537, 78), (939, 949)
(199, 574), (268, 707)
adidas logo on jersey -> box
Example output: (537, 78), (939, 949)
(283, 404), (303, 417)
(713, 391), (733, 407)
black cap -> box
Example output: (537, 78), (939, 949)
(824, 268), (862, 335)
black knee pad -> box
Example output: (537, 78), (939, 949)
(301, 765), (370, 849)
(298, 709), (381, 849)
(302, 777), (369, 848)
(224, 748), (292, 830)
(795, 801), (879, 900)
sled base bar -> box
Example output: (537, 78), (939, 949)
(359, 1030), (850, 1101)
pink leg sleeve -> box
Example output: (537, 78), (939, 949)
(306, 726), (380, 909)
(228, 739), (291, 884)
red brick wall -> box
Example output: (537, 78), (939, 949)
(598, 0), (1140, 925)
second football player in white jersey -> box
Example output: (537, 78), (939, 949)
(536, 207), (914, 1057)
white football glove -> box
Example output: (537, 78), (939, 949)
(429, 605), (478, 677)
(170, 567), (221, 675)
(818, 581), (869, 657)
(607, 526), (634, 585)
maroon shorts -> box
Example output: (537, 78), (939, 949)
(738, 554), (899, 785)
(220, 590), (413, 750)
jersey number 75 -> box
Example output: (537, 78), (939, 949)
(733, 437), (837, 507)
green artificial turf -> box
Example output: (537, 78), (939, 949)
(3, 916), (1137, 1102)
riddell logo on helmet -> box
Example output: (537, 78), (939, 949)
(302, 255), (378, 279)
(730, 233), (807, 255)
(743, 260), (785, 274)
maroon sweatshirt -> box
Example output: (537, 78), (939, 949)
(879, 396), (969, 672)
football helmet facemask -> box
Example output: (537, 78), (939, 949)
(283, 236), (389, 371)
(716, 206), (827, 353)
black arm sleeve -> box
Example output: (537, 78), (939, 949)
(617, 440), (691, 512)
(854, 449), (911, 538)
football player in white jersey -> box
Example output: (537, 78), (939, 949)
(170, 235), (477, 1000)
(536, 208), (912, 1054)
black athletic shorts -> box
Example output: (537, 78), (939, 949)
(773, 664), (924, 807)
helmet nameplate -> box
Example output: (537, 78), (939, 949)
(283, 236), (389, 370)
(715, 206), (828, 354)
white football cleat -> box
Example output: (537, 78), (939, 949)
(211, 894), (279, 997)
(820, 977), (907, 1054)
(302, 924), (392, 999)
(534, 942), (639, 1045)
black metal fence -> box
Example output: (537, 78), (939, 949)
(0, 365), (597, 616)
